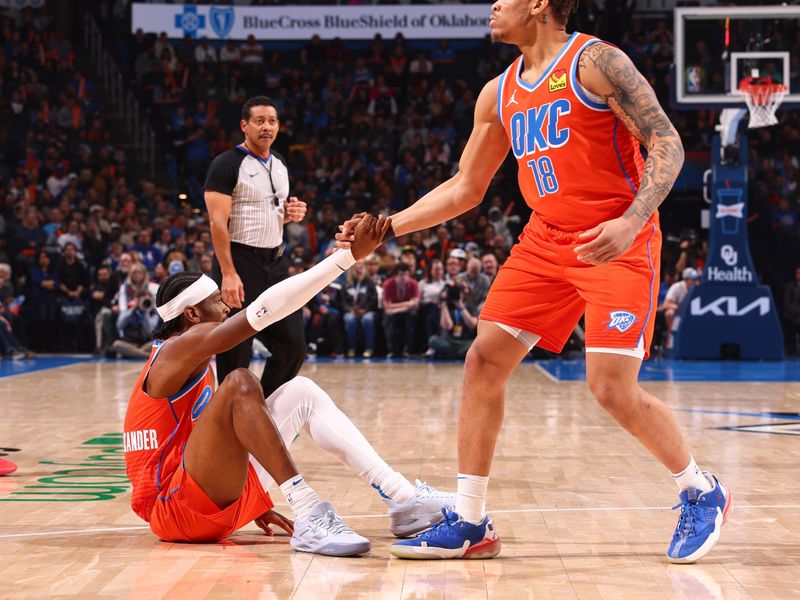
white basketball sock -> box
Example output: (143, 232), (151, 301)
(361, 460), (416, 504)
(264, 376), (415, 504)
(670, 456), (713, 493)
(456, 473), (489, 524)
(279, 475), (319, 522)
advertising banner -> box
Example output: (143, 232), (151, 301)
(673, 136), (783, 359)
(0, 0), (46, 8)
(131, 3), (491, 40)
(702, 143), (759, 288)
(674, 284), (783, 359)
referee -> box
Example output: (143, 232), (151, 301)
(204, 96), (307, 397)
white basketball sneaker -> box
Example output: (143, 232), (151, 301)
(291, 501), (371, 557)
(383, 480), (456, 538)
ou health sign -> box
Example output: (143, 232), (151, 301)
(131, 3), (491, 40)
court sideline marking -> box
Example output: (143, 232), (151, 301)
(2, 504), (799, 540)
(533, 363), (560, 383)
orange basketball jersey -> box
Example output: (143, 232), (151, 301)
(123, 340), (214, 522)
(497, 32), (646, 232)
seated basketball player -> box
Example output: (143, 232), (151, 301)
(123, 215), (452, 556)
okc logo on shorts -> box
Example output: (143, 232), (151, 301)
(607, 310), (636, 333)
(192, 385), (212, 421)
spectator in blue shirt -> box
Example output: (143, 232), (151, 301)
(128, 229), (162, 272)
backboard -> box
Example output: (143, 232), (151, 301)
(672, 5), (800, 110)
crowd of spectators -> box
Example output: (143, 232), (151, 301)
(299, 243), (496, 359)
(0, 3), (799, 360)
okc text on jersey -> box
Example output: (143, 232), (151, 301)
(509, 99), (572, 159)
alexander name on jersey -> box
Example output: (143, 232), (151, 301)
(124, 429), (159, 453)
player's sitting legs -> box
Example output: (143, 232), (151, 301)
(392, 321), (535, 559)
(585, 353), (732, 563)
(262, 375), (453, 537)
(182, 368), (369, 556)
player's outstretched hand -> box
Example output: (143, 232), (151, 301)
(255, 509), (294, 536)
(574, 216), (640, 265)
(350, 214), (392, 260)
(334, 212), (367, 250)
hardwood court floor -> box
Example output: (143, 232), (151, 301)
(1, 359), (799, 599)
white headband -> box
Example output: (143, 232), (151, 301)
(156, 275), (219, 321)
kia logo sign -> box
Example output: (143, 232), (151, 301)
(690, 296), (770, 317)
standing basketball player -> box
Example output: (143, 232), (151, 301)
(206, 96), (307, 398)
(124, 215), (453, 555)
(340, 0), (731, 563)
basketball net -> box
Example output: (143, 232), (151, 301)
(739, 76), (787, 128)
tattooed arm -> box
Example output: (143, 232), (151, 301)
(573, 42), (684, 265)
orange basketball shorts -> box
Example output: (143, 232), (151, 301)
(480, 213), (661, 360)
(149, 462), (274, 543)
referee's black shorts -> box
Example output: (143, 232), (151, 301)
(212, 242), (305, 397)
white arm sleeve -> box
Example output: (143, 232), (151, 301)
(245, 249), (356, 331)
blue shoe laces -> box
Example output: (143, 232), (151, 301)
(672, 499), (701, 539)
(416, 508), (461, 539)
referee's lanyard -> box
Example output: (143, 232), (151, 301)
(239, 145), (282, 209)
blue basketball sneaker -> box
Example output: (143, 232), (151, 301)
(390, 509), (501, 559)
(667, 473), (733, 563)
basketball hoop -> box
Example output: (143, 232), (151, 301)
(739, 76), (787, 128)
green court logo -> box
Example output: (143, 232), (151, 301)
(0, 433), (130, 502)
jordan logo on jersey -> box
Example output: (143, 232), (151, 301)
(607, 311), (637, 333)
(549, 69), (567, 92)
(505, 90), (519, 107)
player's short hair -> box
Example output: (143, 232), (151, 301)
(548, 0), (580, 22)
(152, 271), (203, 340)
(241, 96), (279, 122)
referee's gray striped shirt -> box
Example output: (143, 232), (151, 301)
(204, 146), (290, 248)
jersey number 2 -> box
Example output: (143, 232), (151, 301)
(527, 156), (559, 197)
